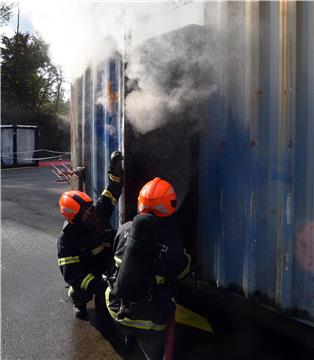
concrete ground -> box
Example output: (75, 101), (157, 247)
(1, 167), (313, 360)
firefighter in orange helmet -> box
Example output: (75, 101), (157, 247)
(57, 151), (123, 325)
(106, 177), (191, 360)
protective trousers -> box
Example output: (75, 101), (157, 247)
(118, 323), (166, 360)
(67, 286), (93, 307)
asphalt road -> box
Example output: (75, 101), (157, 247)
(1, 167), (314, 360)
(1, 167), (141, 360)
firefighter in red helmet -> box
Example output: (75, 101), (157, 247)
(57, 151), (123, 325)
(106, 177), (191, 360)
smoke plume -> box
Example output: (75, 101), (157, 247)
(125, 24), (218, 134)
(20, 1), (176, 81)
(20, 0), (221, 205)
(20, 1), (218, 134)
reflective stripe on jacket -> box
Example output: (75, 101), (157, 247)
(57, 179), (122, 292)
(106, 217), (191, 329)
(57, 234), (112, 292)
(105, 287), (168, 331)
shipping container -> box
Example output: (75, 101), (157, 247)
(195, 1), (314, 344)
(71, 55), (124, 227)
(1, 125), (38, 168)
(71, 0), (314, 346)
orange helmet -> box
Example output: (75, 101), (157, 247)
(138, 177), (176, 217)
(59, 190), (92, 224)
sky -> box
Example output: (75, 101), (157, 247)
(2, 3), (33, 37)
(1, 0), (206, 106)
(1, 1), (204, 82)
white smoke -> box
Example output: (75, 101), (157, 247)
(16, 0), (222, 204)
(19, 0), (174, 81)
(125, 23), (218, 133)
(19, 0), (219, 134)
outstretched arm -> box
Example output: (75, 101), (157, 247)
(94, 151), (124, 222)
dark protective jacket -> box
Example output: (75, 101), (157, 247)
(57, 178), (122, 294)
(106, 213), (191, 331)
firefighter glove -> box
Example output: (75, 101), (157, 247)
(109, 151), (124, 182)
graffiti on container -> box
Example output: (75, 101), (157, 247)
(108, 80), (119, 114)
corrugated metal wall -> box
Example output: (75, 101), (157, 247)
(199, 1), (314, 322)
(71, 57), (123, 226)
(70, 0), (313, 325)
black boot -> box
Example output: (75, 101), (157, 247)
(124, 333), (136, 353)
(73, 304), (88, 320)
(95, 303), (113, 338)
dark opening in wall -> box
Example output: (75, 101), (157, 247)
(123, 24), (212, 271)
(123, 116), (199, 265)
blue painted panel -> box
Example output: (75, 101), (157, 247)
(293, 1), (314, 317)
(199, 1), (314, 322)
(95, 62), (106, 197)
(82, 68), (93, 196)
(256, 1), (281, 304)
(105, 59), (122, 228)
(81, 57), (122, 224)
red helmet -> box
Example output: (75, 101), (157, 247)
(59, 190), (92, 224)
(138, 177), (176, 217)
